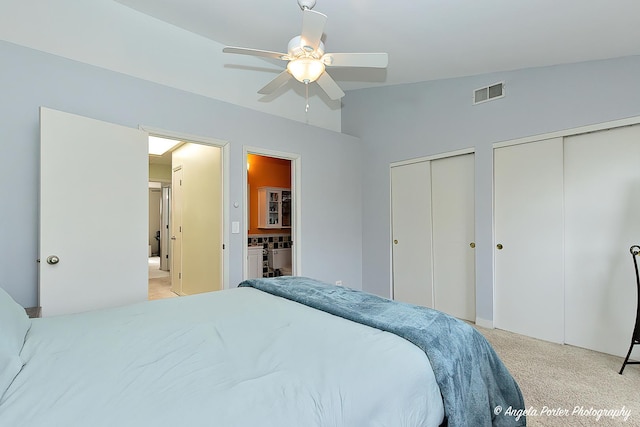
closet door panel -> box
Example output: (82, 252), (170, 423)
(564, 124), (640, 357)
(391, 162), (433, 307)
(494, 138), (564, 343)
(432, 154), (476, 321)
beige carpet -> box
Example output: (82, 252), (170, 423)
(148, 257), (178, 300)
(475, 325), (640, 426)
(148, 276), (178, 300)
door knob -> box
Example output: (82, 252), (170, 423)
(470, 242), (476, 248)
(496, 244), (503, 250)
(46, 255), (60, 265)
(393, 239), (398, 244)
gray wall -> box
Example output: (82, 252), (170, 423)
(0, 41), (363, 307)
(342, 55), (640, 323)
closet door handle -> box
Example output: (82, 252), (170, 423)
(496, 244), (503, 250)
(470, 242), (476, 248)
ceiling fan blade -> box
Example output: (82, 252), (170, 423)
(258, 70), (293, 95)
(323, 53), (389, 68)
(300, 10), (327, 51)
(316, 72), (345, 100)
(223, 46), (288, 60)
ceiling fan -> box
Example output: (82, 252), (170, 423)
(222, 0), (388, 101)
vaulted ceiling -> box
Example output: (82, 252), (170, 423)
(116, 0), (640, 91)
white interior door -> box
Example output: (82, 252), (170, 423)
(431, 153), (475, 321)
(39, 107), (148, 317)
(171, 166), (183, 295)
(494, 138), (564, 343)
(391, 162), (433, 307)
(564, 124), (640, 357)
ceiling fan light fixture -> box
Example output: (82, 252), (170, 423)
(287, 57), (325, 83)
(222, 3), (386, 101)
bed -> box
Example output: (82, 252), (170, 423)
(1, 276), (526, 426)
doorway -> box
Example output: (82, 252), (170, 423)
(148, 181), (174, 300)
(147, 133), (226, 299)
(244, 149), (300, 280)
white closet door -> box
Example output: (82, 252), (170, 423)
(494, 138), (564, 343)
(391, 162), (433, 307)
(40, 108), (148, 317)
(564, 124), (640, 357)
(432, 154), (476, 321)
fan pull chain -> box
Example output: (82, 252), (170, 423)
(305, 82), (310, 113)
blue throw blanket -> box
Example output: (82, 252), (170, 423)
(239, 277), (526, 427)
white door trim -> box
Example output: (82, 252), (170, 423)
(390, 147), (475, 168)
(492, 115), (640, 149)
(243, 146), (301, 280)
(140, 125), (230, 290)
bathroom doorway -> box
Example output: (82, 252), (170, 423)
(244, 149), (300, 279)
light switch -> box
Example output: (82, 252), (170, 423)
(232, 221), (240, 234)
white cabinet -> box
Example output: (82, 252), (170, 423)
(258, 187), (291, 229)
(247, 246), (264, 279)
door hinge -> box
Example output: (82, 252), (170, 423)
(179, 272), (182, 279)
(223, 244), (226, 250)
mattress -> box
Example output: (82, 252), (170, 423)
(0, 287), (445, 427)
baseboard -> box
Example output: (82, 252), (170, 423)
(475, 317), (494, 329)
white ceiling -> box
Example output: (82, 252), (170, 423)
(115, 0), (640, 91)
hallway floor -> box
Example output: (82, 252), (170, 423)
(148, 257), (178, 300)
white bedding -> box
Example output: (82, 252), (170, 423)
(1, 287), (444, 427)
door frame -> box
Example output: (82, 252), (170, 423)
(493, 116), (640, 150)
(141, 125), (230, 290)
(243, 146), (301, 279)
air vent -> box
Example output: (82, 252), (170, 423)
(473, 82), (504, 105)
